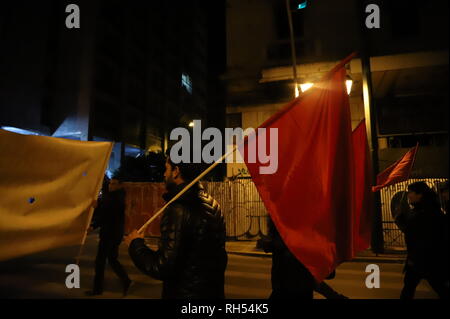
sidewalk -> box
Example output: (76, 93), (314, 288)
(144, 238), (406, 263)
(225, 240), (407, 263)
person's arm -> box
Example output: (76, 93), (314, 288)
(128, 203), (187, 281)
(394, 206), (409, 233)
(90, 199), (104, 230)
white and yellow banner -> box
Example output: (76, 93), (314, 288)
(0, 129), (113, 261)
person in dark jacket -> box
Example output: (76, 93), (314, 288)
(86, 177), (132, 296)
(125, 156), (227, 299)
(261, 218), (349, 299)
(263, 217), (316, 299)
(396, 181), (449, 299)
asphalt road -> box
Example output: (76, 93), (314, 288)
(0, 234), (438, 299)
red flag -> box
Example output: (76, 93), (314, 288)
(352, 120), (374, 253)
(372, 144), (418, 192)
(240, 53), (357, 282)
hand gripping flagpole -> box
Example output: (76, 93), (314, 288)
(137, 144), (239, 235)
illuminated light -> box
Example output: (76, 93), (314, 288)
(295, 84), (300, 98)
(298, 1), (307, 9)
(346, 78), (353, 95)
(189, 121), (195, 127)
(300, 82), (314, 92)
(181, 73), (193, 94)
(1, 126), (41, 135)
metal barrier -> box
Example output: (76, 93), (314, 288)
(123, 178), (448, 247)
(203, 180), (269, 240)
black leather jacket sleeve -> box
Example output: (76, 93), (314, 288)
(128, 203), (187, 281)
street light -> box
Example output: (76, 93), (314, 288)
(188, 121), (195, 127)
(295, 84), (300, 97)
(297, 79), (352, 96)
(300, 82), (314, 92)
(346, 75), (353, 95)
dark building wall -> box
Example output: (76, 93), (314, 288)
(225, 0), (448, 178)
(0, 1), (59, 133)
(0, 0), (219, 155)
(227, 0), (449, 92)
(368, 0), (449, 56)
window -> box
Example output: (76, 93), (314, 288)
(181, 73), (193, 94)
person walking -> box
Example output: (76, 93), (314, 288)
(86, 177), (132, 297)
(263, 217), (316, 299)
(125, 156), (227, 299)
(396, 181), (449, 299)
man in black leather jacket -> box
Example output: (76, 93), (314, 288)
(125, 156), (227, 299)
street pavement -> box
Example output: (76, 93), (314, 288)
(0, 233), (439, 299)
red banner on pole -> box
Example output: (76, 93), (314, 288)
(372, 144), (419, 192)
(240, 53), (359, 282)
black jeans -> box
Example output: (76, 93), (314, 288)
(93, 237), (130, 293)
(400, 268), (449, 299)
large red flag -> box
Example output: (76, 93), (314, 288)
(240, 53), (357, 282)
(372, 144), (418, 192)
(352, 120), (374, 253)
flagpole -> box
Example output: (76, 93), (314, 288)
(75, 143), (114, 265)
(137, 145), (238, 234)
(358, 0), (384, 253)
(75, 206), (95, 265)
(285, 0), (300, 96)
(398, 143), (420, 208)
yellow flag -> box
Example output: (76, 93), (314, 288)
(0, 129), (113, 261)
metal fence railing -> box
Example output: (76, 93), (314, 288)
(203, 180), (269, 240)
(124, 178), (448, 247)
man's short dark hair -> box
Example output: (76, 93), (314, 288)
(408, 181), (431, 194)
(408, 181), (440, 208)
(166, 155), (203, 183)
(165, 146), (203, 183)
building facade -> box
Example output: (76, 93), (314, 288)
(0, 0), (224, 176)
(223, 0), (448, 248)
(224, 0), (448, 179)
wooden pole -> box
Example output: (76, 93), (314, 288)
(137, 145), (238, 234)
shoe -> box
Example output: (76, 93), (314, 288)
(123, 280), (134, 297)
(85, 290), (102, 297)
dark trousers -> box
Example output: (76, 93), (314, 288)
(93, 237), (130, 293)
(400, 268), (449, 299)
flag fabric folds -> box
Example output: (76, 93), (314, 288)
(372, 144), (419, 192)
(352, 120), (374, 254)
(0, 130), (112, 262)
(240, 53), (365, 282)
